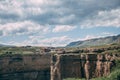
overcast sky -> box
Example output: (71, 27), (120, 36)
(0, 0), (120, 47)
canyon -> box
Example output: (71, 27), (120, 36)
(0, 53), (118, 80)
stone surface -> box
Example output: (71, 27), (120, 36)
(0, 54), (50, 80)
(0, 53), (117, 80)
(51, 54), (116, 80)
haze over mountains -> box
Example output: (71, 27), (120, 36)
(0, 44), (5, 47)
(1, 34), (120, 48)
(67, 34), (120, 47)
(0, 44), (13, 47)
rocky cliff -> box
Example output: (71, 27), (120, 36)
(0, 53), (118, 80)
(0, 54), (50, 80)
(51, 54), (116, 80)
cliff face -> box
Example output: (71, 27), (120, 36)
(0, 53), (117, 80)
(51, 54), (116, 80)
(0, 54), (50, 80)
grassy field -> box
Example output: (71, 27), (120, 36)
(0, 46), (41, 56)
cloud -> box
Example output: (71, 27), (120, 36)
(25, 0), (60, 6)
(101, 32), (117, 37)
(35, 36), (73, 47)
(10, 36), (73, 47)
(0, 0), (120, 46)
(52, 25), (76, 32)
(32, 0), (120, 25)
(0, 0), (120, 26)
(28, 35), (44, 39)
(0, 21), (49, 36)
(73, 35), (99, 41)
(78, 33), (118, 41)
(82, 35), (97, 40)
(80, 8), (120, 28)
(102, 32), (114, 35)
(0, 0), (23, 20)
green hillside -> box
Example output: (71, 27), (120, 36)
(67, 34), (120, 47)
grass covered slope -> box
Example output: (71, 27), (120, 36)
(67, 34), (120, 47)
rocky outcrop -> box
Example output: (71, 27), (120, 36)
(51, 54), (116, 80)
(0, 53), (117, 80)
(0, 54), (50, 80)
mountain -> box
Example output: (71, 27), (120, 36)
(0, 44), (14, 47)
(66, 34), (120, 47)
(0, 44), (5, 47)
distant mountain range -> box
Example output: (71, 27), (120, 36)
(66, 34), (120, 47)
(0, 44), (14, 47)
(0, 44), (5, 47)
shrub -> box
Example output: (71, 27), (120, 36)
(108, 69), (120, 80)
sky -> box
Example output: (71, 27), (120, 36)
(0, 0), (120, 47)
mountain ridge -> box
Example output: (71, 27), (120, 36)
(66, 34), (120, 47)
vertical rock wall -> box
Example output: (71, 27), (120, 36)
(0, 53), (116, 80)
(51, 54), (115, 80)
(0, 54), (50, 80)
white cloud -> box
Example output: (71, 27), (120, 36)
(74, 35), (99, 41)
(58, 14), (76, 24)
(26, 0), (46, 5)
(0, 0), (120, 27)
(77, 33), (118, 41)
(52, 25), (76, 32)
(36, 36), (73, 47)
(102, 32), (115, 35)
(26, 0), (60, 6)
(0, 0), (44, 22)
(81, 8), (120, 28)
(10, 36), (73, 47)
(40, 36), (71, 43)
(82, 35), (97, 40)
(0, 21), (49, 36)
(0, 0), (23, 17)
(0, 0), (120, 46)
(23, 7), (43, 16)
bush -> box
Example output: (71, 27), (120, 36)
(63, 78), (85, 80)
(108, 69), (120, 80)
(92, 77), (108, 80)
